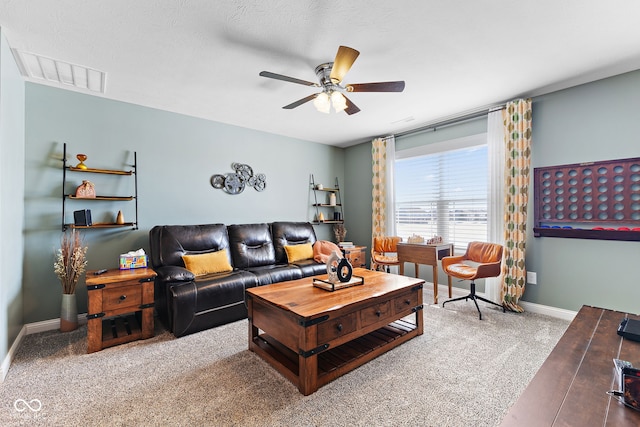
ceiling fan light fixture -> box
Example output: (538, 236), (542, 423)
(313, 92), (331, 114)
(331, 91), (347, 112)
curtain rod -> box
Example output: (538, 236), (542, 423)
(394, 104), (505, 139)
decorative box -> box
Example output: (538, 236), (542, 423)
(119, 254), (148, 270)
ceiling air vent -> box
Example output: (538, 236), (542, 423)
(11, 49), (106, 93)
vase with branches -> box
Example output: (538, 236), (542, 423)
(54, 230), (88, 331)
(333, 223), (347, 243)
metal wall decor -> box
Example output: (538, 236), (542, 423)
(210, 162), (266, 194)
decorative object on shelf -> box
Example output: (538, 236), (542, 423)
(326, 250), (342, 283)
(75, 153), (88, 170)
(426, 235), (443, 245)
(73, 209), (92, 226)
(333, 223), (347, 242)
(316, 184), (323, 190)
(116, 210), (125, 225)
(53, 230), (88, 332)
(328, 192), (337, 206)
(407, 234), (424, 244)
(75, 180), (96, 198)
(210, 162), (266, 194)
(317, 212), (325, 222)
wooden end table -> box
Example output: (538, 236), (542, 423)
(85, 268), (156, 353)
(342, 245), (367, 268)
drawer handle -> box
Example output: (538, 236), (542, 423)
(336, 323), (343, 332)
(119, 295), (127, 301)
(376, 310), (382, 317)
(405, 299), (411, 305)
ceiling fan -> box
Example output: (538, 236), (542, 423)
(259, 46), (405, 115)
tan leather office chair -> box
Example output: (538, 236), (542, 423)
(441, 241), (505, 320)
(371, 236), (402, 272)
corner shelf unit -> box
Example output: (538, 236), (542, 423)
(62, 143), (138, 231)
(310, 174), (344, 224)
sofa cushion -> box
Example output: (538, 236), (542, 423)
(228, 223), (276, 268)
(271, 222), (318, 264)
(182, 249), (233, 276)
(243, 264), (303, 286)
(149, 224), (232, 269)
(284, 243), (314, 263)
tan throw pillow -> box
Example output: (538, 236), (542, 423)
(284, 243), (314, 263)
(182, 250), (232, 276)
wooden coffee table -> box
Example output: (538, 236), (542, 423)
(246, 268), (424, 395)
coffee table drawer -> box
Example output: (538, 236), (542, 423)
(360, 300), (392, 327)
(317, 312), (358, 343)
(394, 291), (419, 314)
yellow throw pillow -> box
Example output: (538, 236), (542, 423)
(182, 250), (233, 276)
(284, 243), (314, 263)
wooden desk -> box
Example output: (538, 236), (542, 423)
(397, 242), (453, 304)
(501, 305), (640, 427)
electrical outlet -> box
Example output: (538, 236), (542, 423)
(527, 271), (537, 285)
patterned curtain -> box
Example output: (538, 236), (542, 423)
(371, 136), (395, 246)
(501, 99), (532, 312)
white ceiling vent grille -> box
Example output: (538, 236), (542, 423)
(12, 49), (106, 93)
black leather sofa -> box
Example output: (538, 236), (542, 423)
(149, 221), (326, 337)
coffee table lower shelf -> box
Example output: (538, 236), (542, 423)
(252, 319), (418, 386)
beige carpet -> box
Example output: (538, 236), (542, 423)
(0, 289), (569, 426)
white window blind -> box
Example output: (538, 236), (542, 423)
(395, 135), (488, 253)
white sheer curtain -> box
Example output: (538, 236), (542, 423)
(485, 110), (505, 302)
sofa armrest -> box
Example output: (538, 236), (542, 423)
(154, 265), (196, 283)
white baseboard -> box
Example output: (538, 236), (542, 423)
(1, 313), (87, 383)
(519, 301), (577, 321)
(434, 282), (577, 321)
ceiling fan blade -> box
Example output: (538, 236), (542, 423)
(259, 71), (318, 87)
(329, 46), (360, 83)
(347, 81), (406, 92)
(283, 93), (319, 109)
(343, 95), (361, 115)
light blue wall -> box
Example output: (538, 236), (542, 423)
(345, 70), (640, 313)
(24, 83), (344, 323)
(0, 29), (26, 365)
(525, 70), (640, 313)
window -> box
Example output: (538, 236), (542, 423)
(395, 134), (488, 253)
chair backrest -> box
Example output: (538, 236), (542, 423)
(465, 241), (503, 263)
(373, 236), (402, 254)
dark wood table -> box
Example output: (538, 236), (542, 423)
(397, 242), (453, 304)
(500, 305), (640, 426)
(246, 268), (424, 395)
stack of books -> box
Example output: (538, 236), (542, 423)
(338, 241), (354, 249)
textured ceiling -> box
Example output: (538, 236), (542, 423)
(2, 0), (640, 147)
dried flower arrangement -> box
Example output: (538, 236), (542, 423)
(333, 223), (347, 243)
(54, 230), (88, 294)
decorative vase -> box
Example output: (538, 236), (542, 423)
(60, 293), (78, 332)
(329, 192), (337, 206)
(326, 250), (342, 283)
